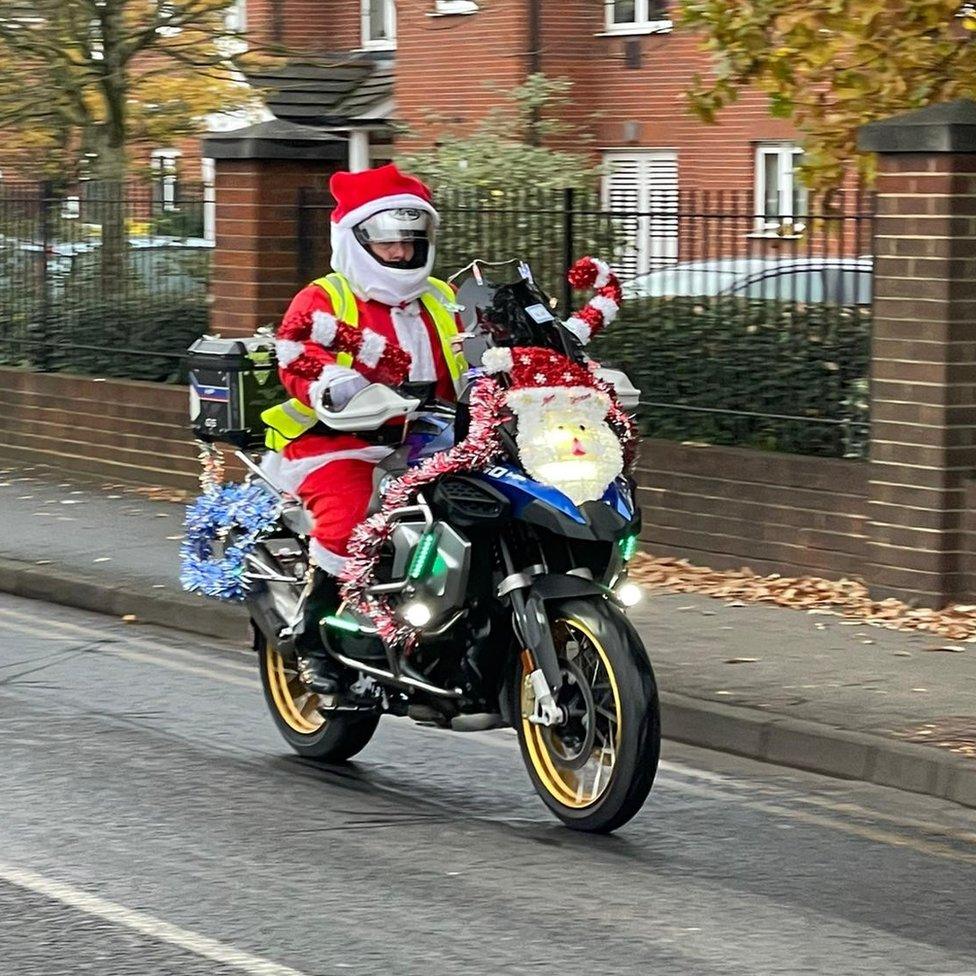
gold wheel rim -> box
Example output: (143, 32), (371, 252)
(265, 647), (327, 735)
(521, 618), (622, 810)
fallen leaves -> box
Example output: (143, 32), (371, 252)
(630, 553), (976, 642)
(893, 717), (976, 758)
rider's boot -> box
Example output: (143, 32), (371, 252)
(294, 569), (342, 696)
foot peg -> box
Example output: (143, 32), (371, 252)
(297, 656), (340, 696)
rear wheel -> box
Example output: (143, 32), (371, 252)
(514, 598), (660, 833)
(255, 629), (380, 761)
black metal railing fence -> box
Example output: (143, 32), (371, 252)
(0, 181), (211, 382)
(298, 187), (874, 458)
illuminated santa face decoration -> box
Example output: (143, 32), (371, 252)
(481, 345), (625, 506)
(507, 386), (624, 505)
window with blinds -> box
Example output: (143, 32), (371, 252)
(602, 151), (679, 279)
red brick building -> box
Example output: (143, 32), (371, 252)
(204, 0), (807, 240)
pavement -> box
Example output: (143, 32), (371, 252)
(1, 460), (975, 813)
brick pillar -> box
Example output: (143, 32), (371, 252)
(858, 100), (976, 606)
(202, 121), (346, 336)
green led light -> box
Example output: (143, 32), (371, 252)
(323, 614), (361, 634)
(619, 533), (639, 562)
(407, 531), (439, 579)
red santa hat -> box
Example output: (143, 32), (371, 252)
(481, 346), (612, 418)
(329, 163), (438, 230)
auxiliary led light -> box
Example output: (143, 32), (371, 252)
(619, 533), (639, 562)
(615, 581), (642, 608)
(407, 531), (439, 580)
(401, 601), (433, 628)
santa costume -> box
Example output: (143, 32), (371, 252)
(266, 164), (464, 574)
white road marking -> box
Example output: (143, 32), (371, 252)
(0, 860), (314, 976)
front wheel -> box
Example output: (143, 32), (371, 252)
(514, 598), (660, 833)
(255, 629), (380, 761)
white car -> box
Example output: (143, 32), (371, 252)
(622, 256), (873, 305)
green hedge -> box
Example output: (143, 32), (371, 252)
(0, 290), (208, 384)
(590, 296), (871, 459)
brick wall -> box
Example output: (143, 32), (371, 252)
(395, 0), (530, 146)
(210, 159), (337, 337)
(0, 369), (201, 491)
(387, 0), (812, 197)
(864, 151), (976, 603)
(635, 441), (868, 580)
(246, 0), (361, 50)
(0, 368), (871, 583)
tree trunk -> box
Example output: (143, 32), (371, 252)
(92, 134), (127, 292)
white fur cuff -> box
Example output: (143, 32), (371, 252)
(275, 339), (305, 367)
(357, 329), (386, 368)
(311, 310), (338, 347)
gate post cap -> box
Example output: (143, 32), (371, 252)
(858, 99), (976, 153)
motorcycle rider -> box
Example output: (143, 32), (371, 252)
(263, 164), (467, 693)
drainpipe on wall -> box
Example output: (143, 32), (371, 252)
(271, 0), (284, 43)
(527, 0), (542, 146)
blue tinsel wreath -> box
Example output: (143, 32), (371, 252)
(179, 482), (282, 602)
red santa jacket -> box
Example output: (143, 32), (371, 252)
(275, 281), (459, 411)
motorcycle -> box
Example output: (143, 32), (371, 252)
(231, 261), (660, 833)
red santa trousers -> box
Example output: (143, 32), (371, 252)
(263, 433), (394, 575)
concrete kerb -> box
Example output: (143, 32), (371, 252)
(0, 557), (249, 643)
(1, 555), (973, 811)
(661, 691), (976, 809)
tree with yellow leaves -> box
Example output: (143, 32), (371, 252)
(677, 0), (976, 187)
(0, 0), (266, 184)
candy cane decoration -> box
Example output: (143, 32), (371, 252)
(563, 256), (623, 346)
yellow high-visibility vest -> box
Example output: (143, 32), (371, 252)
(261, 273), (467, 451)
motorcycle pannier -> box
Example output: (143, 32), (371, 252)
(187, 335), (285, 448)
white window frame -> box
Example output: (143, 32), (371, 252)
(361, 0), (397, 50)
(603, 0), (672, 35)
(753, 142), (807, 236)
(602, 149), (679, 278)
(201, 157), (216, 243)
(151, 149), (181, 213)
(224, 0), (246, 32)
(431, 0), (478, 14)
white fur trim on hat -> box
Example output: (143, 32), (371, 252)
(311, 309), (338, 346)
(482, 347), (514, 374)
(507, 385), (611, 415)
(589, 295), (620, 323)
(334, 193), (440, 231)
(563, 317), (592, 346)
(275, 339), (305, 368)
(357, 328), (386, 369)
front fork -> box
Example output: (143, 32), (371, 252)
(498, 538), (570, 728)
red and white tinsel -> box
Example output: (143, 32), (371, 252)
(338, 376), (508, 648)
(563, 256), (623, 346)
(275, 306), (412, 387)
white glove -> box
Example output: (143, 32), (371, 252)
(325, 372), (369, 411)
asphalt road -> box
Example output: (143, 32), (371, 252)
(2, 593), (976, 976)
